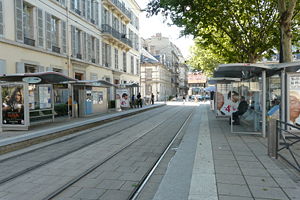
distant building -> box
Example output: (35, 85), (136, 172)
(187, 71), (207, 96)
(143, 33), (188, 96)
(140, 47), (172, 101)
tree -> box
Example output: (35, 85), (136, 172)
(278, 0), (298, 62)
(147, 0), (300, 63)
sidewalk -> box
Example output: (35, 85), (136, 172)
(0, 104), (164, 148)
(154, 104), (300, 200)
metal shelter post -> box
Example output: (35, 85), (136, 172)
(262, 70), (267, 137)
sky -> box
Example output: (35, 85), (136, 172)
(135, 0), (194, 59)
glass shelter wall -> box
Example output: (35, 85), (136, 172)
(231, 76), (264, 134)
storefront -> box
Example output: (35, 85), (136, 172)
(0, 72), (75, 130)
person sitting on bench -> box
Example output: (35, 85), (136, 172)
(232, 96), (248, 125)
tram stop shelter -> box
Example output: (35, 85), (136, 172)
(0, 72), (76, 131)
(71, 80), (115, 117)
(212, 63), (272, 137)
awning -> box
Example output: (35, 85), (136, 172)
(0, 72), (76, 84)
(214, 63), (271, 79)
(266, 62), (300, 73)
(74, 80), (116, 88)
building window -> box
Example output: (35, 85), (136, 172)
(130, 56), (134, 74)
(102, 42), (111, 67)
(23, 3), (34, 45)
(90, 73), (98, 80)
(25, 64), (38, 73)
(146, 84), (152, 95)
(146, 69), (152, 79)
(51, 16), (59, 48)
(75, 72), (84, 80)
(114, 48), (118, 70)
(123, 52), (127, 72)
(71, 26), (82, 59)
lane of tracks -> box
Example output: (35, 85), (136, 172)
(0, 106), (172, 186)
(47, 106), (194, 200)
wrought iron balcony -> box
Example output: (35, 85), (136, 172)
(101, 24), (132, 49)
(91, 58), (96, 63)
(102, 0), (131, 23)
(76, 54), (82, 59)
(52, 46), (60, 54)
(75, 9), (81, 15)
(90, 19), (96, 24)
(24, 37), (35, 46)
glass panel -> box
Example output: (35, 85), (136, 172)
(232, 76), (263, 133)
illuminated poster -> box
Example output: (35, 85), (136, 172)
(288, 74), (300, 126)
(116, 89), (130, 108)
(2, 85), (25, 125)
(216, 84), (238, 116)
(39, 86), (51, 109)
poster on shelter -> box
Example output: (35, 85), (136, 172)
(1, 84), (25, 125)
(288, 74), (300, 126)
(39, 86), (51, 109)
(116, 89), (130, 108)
(216, 84), (238, 116)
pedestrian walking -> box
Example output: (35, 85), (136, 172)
(183, 95), (186, 104)
(151, 93), (155, 105)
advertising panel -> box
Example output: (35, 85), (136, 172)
(288, 73), (300, 127)
(116, 88), (130, 108)
(1, 84), (25, 125)
(216, 84), (238, 116)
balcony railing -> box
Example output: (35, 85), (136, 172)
(91, 58), (96, 63)
(52, 45), (61, 54)
(76, 54), (82, 59)
(75, 9), (81, 15)
(109, 0), (131, 19)
(101, 24), (132, 47)
(24, 37), (35, 47)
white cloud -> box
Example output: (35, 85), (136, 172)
(136, 0), (194, 59)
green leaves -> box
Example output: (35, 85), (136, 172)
(147, 0), (300, 69)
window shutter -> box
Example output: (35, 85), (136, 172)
(0, 0), (3, 36)
(45, 12), (51, 50)
(37, 8), (44, 47)
(102, 42), (105, 66)
(94, 1), (99, 25)
(38, 66), (45, 72)
(70, 0), (75, 11)
(81, 0), (86, 18)
(71, 26), (75, 57)
(0, 60), (6, 74)
(87, 34), (92, 61)
(61, 21), (67, 53)
(87, 0), (91, 20)
(108, 45), (111, 67)
(82, 32), (86, 60)
(16, 62), (25, 73)
(15, 0), (23, 42)
(96, 38), (99, 64)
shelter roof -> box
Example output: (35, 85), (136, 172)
(73, 80), (116, 88)
(0, 72), (76, 84)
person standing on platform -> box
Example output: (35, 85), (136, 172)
(137, 92), (142, 108)
(151, 93), (155, 105)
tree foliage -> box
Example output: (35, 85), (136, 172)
(146, 0), (300, 65)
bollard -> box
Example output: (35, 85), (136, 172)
(268, 119), (278, 158)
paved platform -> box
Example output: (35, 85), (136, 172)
(0, 104), (164, 148)
(153, 103), (300, 200)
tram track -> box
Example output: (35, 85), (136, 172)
(0, 106), (174, 186)
(44, 107), (194, 200)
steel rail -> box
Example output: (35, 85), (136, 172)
(128, 108), (194, 200)
(0, 106), (172, 186)
(43, 107), (192, 200)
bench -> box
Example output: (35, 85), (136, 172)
(30, 109), (57, 122)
